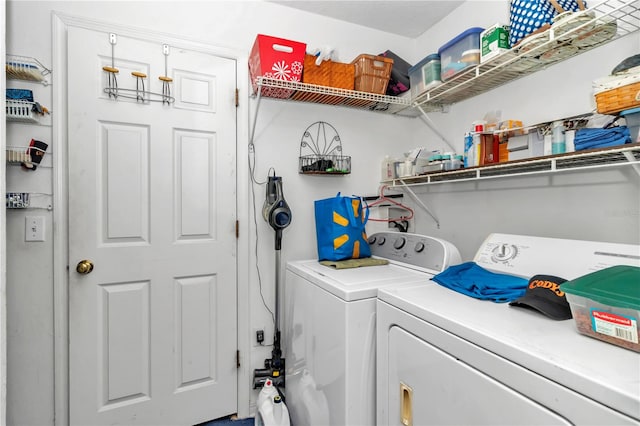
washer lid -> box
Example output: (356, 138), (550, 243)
(286, 259), (432, 301)
(378, 282), (640, 420)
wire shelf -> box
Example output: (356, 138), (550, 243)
(6, 100), (38, 123)
(385, 143), (640, 186)
(6, 54), (51, 83)
(413, 0), (640, 111)
(254, 0), (637, 116)
(255, 77), (417, 117)
(6, 149), (31, 164)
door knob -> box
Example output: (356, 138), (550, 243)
(76, 259), (94, 274)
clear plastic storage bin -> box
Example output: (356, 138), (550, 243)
(561, 265), (640, 352)
(408, 54), (441, 99)
(621, 107), (640, 143)
(438, 27), (484, 81)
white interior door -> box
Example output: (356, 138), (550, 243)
(67, 26), (238, 425)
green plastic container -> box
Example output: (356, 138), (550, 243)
(560, 265), (640, 352)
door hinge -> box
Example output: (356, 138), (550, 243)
(235, 88), (239, 107)
(235, 220), (239, 239)
(236, 350), (241, 368)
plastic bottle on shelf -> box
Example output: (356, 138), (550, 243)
(403, 158), (414, 176)
(472, 120), (486, 133)
(381, 156), (395, 180)
(552, 120), (566, 154)
(463, 133), (474, 168)
(464, 132), (481, 168)
(565, 129), (576, 152)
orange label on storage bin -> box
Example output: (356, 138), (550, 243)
(590, 310), (638, 344)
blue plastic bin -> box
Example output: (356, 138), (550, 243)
(438, 27), (484, 81)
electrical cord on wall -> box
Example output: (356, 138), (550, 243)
(249, 142), (276, 326)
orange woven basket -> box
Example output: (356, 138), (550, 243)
(301, 55), (355, 90)
(351, 54), (394, 95)
(595, 81), (640, 115)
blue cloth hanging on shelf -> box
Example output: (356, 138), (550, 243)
(573, 127), (631, 151)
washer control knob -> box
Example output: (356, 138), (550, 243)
(368, 236), (377, 245)
(393, 237), (406, 250)
(414, 242), (425, 253)
(492, 243), (518, 262)
(377, 236), (386, 245)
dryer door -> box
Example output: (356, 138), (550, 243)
(387, 326), (571, 425)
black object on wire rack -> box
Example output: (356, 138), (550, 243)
(298, 121), (351, 175)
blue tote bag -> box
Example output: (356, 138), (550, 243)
(314, 193), (371, 261)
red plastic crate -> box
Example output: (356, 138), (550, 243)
(248, 34), (306, 99)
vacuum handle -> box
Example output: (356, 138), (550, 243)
(275, 229), (283, 250)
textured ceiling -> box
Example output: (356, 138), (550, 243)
(270, 1), (465, 38)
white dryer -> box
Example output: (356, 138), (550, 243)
(283, 232), (461, 426)
(377, 233), (640, 425)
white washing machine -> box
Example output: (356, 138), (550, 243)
(283, 232), (461, 426)
(377, 233), (640, 425)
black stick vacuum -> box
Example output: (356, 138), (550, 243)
(253, 173), (292, 391)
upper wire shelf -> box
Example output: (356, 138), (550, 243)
(255, 77), (417, 117)
(253, 0), (638, 116)
(413, 0), (640, 112)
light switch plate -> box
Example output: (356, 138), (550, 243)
(25, 216), (45, 242)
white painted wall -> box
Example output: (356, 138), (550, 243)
(4, 0), (639, 424)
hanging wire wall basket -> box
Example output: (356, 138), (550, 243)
(298, 121), (351, 175)
(6, 192), (30, 209)
(6, 54), (51, 84)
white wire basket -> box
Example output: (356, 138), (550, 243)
(6, 100), (37, 123)
(6, 193), (30, 209)
(6, 149), (31, 164)
(6, 55), (51, 83)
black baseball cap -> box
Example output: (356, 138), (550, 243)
(509, 274), (572, 320)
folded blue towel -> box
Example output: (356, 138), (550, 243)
(432, 262), (529, 303)
(574, 127), (630, 151)
(6, 88), (34, 102)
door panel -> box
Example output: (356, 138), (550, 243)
(100, 121), (150, 242)
(67, 26), (237, 425)
(101, 281), (150, 406)
(175, 130), (216, 238)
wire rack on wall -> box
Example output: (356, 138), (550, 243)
(298, 121), (351, 175)
(6, 54), (51, 84)
(6, 192), (30, 209)
(413, 0), (640, 112)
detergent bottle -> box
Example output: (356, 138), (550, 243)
(463, 132), (474, 168)
(255, 379), (291, 426)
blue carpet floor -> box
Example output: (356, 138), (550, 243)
(198, 414), (254, 426)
